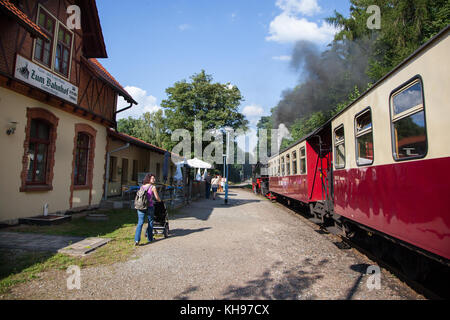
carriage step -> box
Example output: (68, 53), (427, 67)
(326, 226), (343, 235)
(308, 218), (322, 224)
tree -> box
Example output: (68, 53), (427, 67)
(255, 115), (274, 158)
(327, 0), (450, 80)
(117, 110), (171, 149)
(161, 70), (249, 152)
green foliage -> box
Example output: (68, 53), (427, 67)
(328, 0), (450, 81)
(255, 116), (274, 157)
(161, 70), (248, 151)
(261, 1), (447, 150)
(117, 109), (171, 150)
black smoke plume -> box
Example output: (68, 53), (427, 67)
(273, 36), (375, 127)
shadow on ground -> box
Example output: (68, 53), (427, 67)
(223, 258), (328, 300)
(173, 258), (329, 300)
(169, 227), (212, 238)
(171, 195), (262, 221)
(345, 263), (371, 300)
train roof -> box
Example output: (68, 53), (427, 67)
(271, 25), (450, 160)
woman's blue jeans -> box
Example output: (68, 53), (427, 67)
(135, 206), (155, 243)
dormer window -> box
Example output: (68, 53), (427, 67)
(55, 25), (72, 77)
(34, 9), (55, 67)
(33, 5), (73, 78)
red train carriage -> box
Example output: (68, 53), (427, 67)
(268, 124), (332, 218)
(266, 26), (450, 269)
(330, 28), (450, 264)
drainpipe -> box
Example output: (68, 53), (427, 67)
(104, 143), (130, 200)
(114, 102), (134, 130)
(114, 102), (134, 116)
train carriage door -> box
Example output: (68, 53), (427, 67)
(307, 124), (333, 214)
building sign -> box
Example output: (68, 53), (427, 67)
(14, 54), (78, 104)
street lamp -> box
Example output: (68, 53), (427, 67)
(223, 127), (233, 205)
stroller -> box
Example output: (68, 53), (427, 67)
(152, 200), (170, 238)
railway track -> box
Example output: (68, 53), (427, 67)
(338, 234), (444, 300)
(257, 191), (449, 300)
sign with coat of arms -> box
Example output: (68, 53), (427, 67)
(14, 54), (78, 104)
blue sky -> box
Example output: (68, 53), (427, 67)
(97, 0), (350, 130)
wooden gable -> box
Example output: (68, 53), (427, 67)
(0, 0), (135, 127)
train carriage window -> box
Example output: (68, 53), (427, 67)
(300, 147), (307, 174)
(286, 154), (290, 176)
(391, 79), (427, 160)
(281, 157), (285, 176)
(292, 151), (298, 175)
(334, 126), (345, 169)
(355, 109), (374, 166)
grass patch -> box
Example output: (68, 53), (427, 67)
(0, 208), (146, 296)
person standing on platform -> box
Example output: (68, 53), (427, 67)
(205, 172), (212, 199)
(211, 175), (220, 200)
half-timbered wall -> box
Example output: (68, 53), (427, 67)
(0, 0), (117, 122)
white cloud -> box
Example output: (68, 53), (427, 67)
(272, 55), (292, 61)
(242, 104), (266, 128)
(178, 24), (191, 31)
(116, 86), (161, 120)
(242, 104), (265, 118)
(266, 13), (337, 44)
(276, 0), (321, 16)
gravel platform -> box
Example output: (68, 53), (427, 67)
(2, 188), (423, 300)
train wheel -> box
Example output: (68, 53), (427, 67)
(342, 223), (356, 239)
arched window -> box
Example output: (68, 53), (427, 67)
(74, 133), (90, 186)
(20, 108), (59, 192)
(70, 124), (97, 208)
(26, 119), (51, 184)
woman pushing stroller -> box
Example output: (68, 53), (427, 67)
(134, 173), (161, 246)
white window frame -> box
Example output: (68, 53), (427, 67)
(32, 4), (74, 81)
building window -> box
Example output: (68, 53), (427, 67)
(334, 125), (345, 169)
(20, 108), (59, 192)
(391, 78), (427, 160)
(109, 156), (117, 182)
(292, 151), (297, 175)
(286, 154), (290, 176)
(34, 9), (55, 67)
(132, 160), (139, 181)
(300, 147), (307, 174)
(33, 6), (73, 78)
(74, 133), (90, 185)
(26, 119), (50, 184)
(355, 109), (374, 166)
(55, 25), (72, 77)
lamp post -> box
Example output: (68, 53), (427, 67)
(224, 129), (232, 205)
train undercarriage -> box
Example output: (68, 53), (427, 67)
(265, 191), (449, 291)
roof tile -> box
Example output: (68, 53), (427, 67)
(0, 0), (48, 40)
(88, 58), (137, 104)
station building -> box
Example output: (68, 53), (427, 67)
(0, 0), (161, 224)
